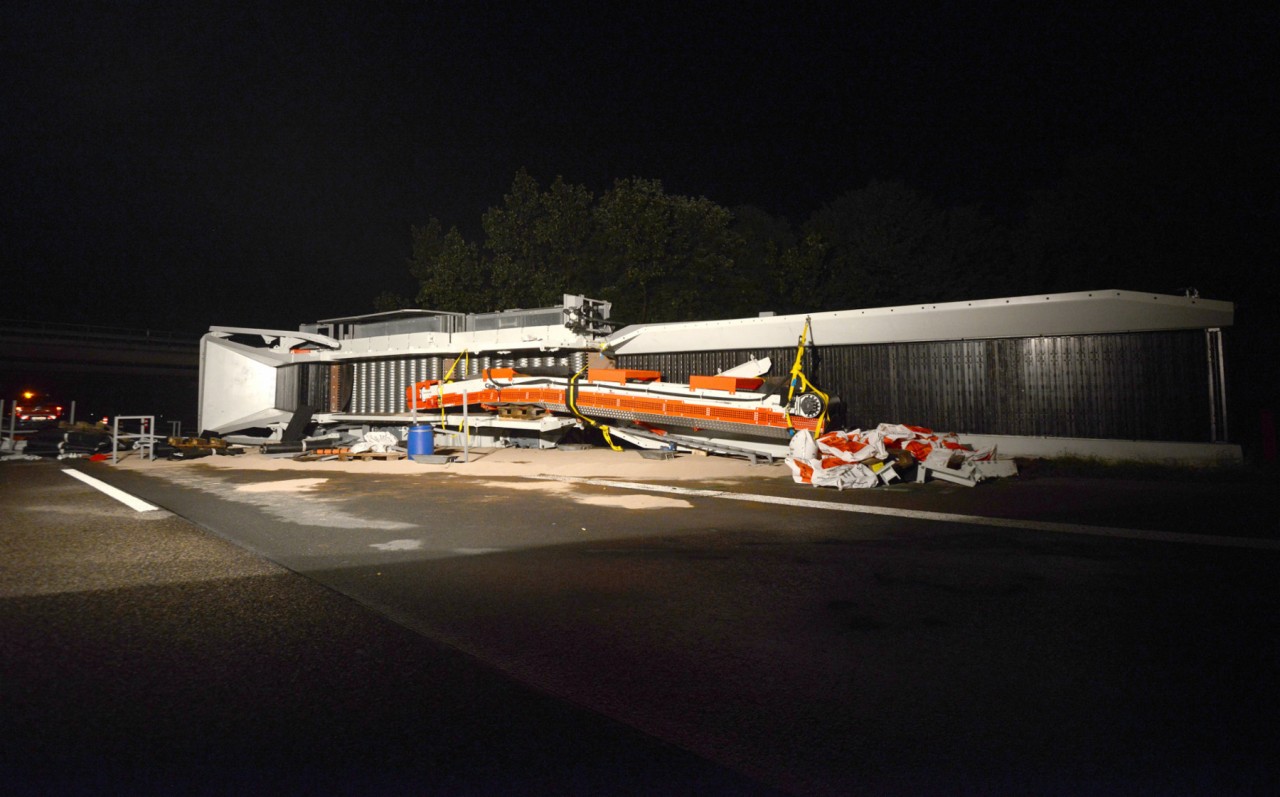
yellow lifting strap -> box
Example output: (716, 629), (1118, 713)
(438, 350), (470, 432)
(567, 362), (623, 451)
(785, 317), (829, 436)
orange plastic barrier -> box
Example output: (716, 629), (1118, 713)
(688, 375), (765, 394)
(586, 368), (661, 385)
(405, 379), (820, 432)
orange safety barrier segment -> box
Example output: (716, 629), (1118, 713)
(586, 368), (662, 385)
(688, 375), (765, 394)
(405, 379), (821, 432)
(404, 380), (442, 406)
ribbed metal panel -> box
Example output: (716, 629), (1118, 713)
(274, 364), (300, 411)
(375, 360), (385, 413)
(382, 359), (392, 412)
(386, 359), (398, 413)
(285, 334), (1208, 439)
(329, 352), (593, 416)
(355, 360), (371, 414)
(354, 360), (367, 414)
(405, 357), (433, 407)
(347, 361), (359, 413)
(299, 362), (324, 411)
(618, 330), (1214, 442)
(280, 331), (1213, 440)
(392, 360), (406, 412)
(334, 363), (352, 412)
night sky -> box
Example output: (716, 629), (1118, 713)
(3, 3), (1276, 335)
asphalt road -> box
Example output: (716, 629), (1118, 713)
(5, 455), (1280, 795)
(1, 460), (781, 796)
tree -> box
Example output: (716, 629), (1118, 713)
(921, 203), (1017, 303)
(594, 178), (737, 323)
(371, 290), (413, 312)
(482, 169), (596, 308)
(727, 205), (795, 317)
(802, 180), (944, 309)
(797, 180), (1013, 310)
(773, 230), (829, 314)
(408, 217), (491, 312)
(1012, 149), (1166, 295)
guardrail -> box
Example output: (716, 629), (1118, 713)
(0, 318), (198, 348)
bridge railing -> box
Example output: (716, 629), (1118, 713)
(0, 318), (198, 348)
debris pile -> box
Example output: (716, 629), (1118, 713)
(786, 424), (1014, 489)
(261, 430), (409, 462)
(347, 430), (400, 455)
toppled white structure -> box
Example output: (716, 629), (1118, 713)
(198, 290), (1239, 465)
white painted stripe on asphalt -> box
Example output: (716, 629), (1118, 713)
(537, 475), (1280, 551)
(63, 469), (161, 512)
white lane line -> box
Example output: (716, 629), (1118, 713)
(537, 475), (1280, 551)
(63, 469), (161, 512)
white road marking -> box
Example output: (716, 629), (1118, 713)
(63, 469), (160, 512)
(370, 539), (424, 551)
(536, 475), (1280, 551)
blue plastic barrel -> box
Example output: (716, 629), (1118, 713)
(407, 425), (435, 457)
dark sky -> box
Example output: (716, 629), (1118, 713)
(3, 3), (1275, 334)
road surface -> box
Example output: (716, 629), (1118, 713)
(4, 452), (1279, 795)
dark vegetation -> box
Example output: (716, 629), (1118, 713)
(380, 156), (1277, 466)
(383, 146), (1252, 329)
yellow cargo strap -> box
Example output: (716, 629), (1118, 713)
(567, 362), (623, 451)
(785, 317), (829, 436)
(438, 350), (470, 431)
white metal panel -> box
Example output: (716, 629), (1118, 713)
(198, 334), (293, 433)
(311, 324), (600, 360)
(607, 290), (1235, 355)
(207, 326), (340, 350)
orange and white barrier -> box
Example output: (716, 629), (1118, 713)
(786, 424), (1001, 489)
(406, 368), (824, 439)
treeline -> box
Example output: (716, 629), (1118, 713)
(385, 155), (1196, 325)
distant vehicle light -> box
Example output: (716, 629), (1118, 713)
(11, 398), (63, 423)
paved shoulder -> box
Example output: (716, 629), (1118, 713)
(1, 461), (782, 796)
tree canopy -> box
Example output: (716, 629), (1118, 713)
(391, 155), (1202, 324)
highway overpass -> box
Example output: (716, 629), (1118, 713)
(1, 319), (200, 425)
